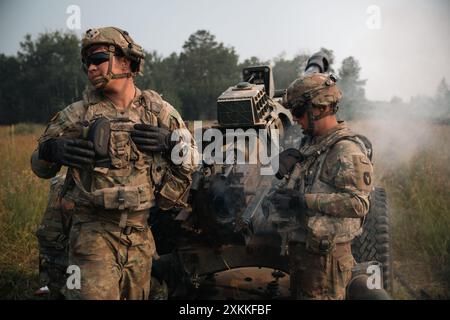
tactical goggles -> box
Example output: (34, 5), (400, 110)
(290, 104), (308, 118)
(83, 52), (110, 68)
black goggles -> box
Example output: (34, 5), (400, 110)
(290, 104), (308, 118)
(83, 52), (110, 67)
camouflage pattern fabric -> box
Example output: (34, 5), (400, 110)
(31, 87), (198, 300)
(36, 175), (69, 299)
(286, 73), (342, 109)
(33, 87), (198, 210)
(289, 241), (355, 300)
(82, 27), (139, 57)
(276, 121), (373, 299)
(63, 209), (155, 300)
(276, 122), (373, 244)
(36, 179), (167, 300)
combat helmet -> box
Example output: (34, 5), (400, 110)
(285, 73), (342, 134)
(81, 27), (145, 87)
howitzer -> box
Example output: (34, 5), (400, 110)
(149, 53), (335, 298)
(203, 61), (315, 226)
(37, 51), (392, 299)
(227, 52), (331, 235)
(153, 51), (392, 299)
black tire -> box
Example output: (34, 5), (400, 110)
(351, 187), (393, 292)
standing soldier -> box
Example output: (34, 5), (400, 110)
(270, 73), (374, 299)
(30, 27), (198, 299)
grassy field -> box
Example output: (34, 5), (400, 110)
(383, 136), (450, 299)
(352, 120), (450, 299)
(0, 124), (48, 299)
(0, 123), (449, 299)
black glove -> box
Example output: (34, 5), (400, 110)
(270, 188), (308, 213)
(275, 148), (303, 179)
(38, 138), (95, 168)
(131, 124), (176, 154)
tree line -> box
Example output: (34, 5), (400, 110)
(2, 29), (447, 125)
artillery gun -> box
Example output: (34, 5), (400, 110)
(149, 53), (392, 300)
(35, 52), (392, 300)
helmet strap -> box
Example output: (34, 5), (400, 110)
(304, 103), (315, 136)
(95, 46), (135, 90)
(305, 104), (337, 135)
(311, 105), (336, 121)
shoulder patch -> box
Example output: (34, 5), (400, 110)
(351, 154), (373, 192)
(363, 172), (372, 186)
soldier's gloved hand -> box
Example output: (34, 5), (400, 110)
(275, 148), (303, 179)
(131, 124), (177, 154)
(38, 138), (95, 168)
(270, 189), (308, 212)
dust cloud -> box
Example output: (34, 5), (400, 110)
(349, 99), (448, 178)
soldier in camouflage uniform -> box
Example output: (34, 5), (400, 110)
(31, 27), (198, 299)
(270, 73), (374, 299)
(35, 174), (68, 299)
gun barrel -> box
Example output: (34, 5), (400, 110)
(305, 52), (330, 74)
(238, 182), (272, 229)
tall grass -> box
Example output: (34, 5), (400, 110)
(351, 120), (450, 299)
(379, 128), (450, 298)
(0, 125), (49, 299)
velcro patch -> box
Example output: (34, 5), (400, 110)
(352, 154), (373, 192)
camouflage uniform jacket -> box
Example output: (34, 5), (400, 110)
(280, 122), (373, 245)
(32, 87), (199, 217)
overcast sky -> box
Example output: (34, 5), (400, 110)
(0, 0), (449, 101)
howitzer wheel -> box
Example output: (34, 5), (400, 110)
(351, 187), (393, 292)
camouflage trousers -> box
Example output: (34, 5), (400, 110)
(288, 241), (355, 300)
(36, 180), (71, 299)
(64, 209), (156, 300)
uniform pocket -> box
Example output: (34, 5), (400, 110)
(109, 131), (132, 169)
(156, 170), (189, 210)
(336, 253), (355, 293)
